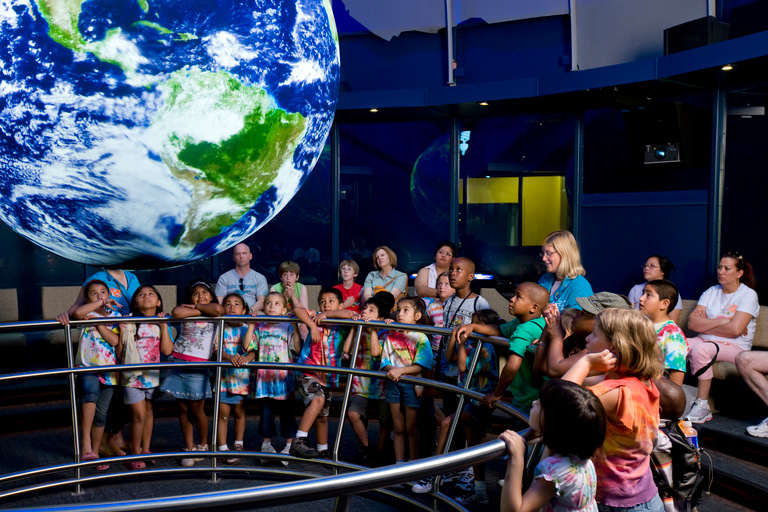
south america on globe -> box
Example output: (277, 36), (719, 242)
(0, 0), (340, 268)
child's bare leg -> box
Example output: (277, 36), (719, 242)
(299, 395), (325, 433)
(378, 427), (391, 451)
(347, 410), (369, 447)
(91, 426), (107, 458)
(188, 399), (208, 446)
(142, 400), (154, 453)
(129, 400), (147, 455)
(464, 421), (486, 482)
(233, 402), (246, 443)
(81, 402), (97, 453)
(315, 416), (328, 446)
(390, 403), (405, 461)
(435, 413), (455, 455)
(405, 406), (419, 461)
(217, 403), (231, 447)
(177, 399), (195, 450)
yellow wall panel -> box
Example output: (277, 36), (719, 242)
(465, 177), (519, 204)
(522, 176), (565, 246)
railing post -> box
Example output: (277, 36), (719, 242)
(65, 323), (84, 495)
(433, 339), (483, 496)
(210, 318), (226, 483)
(333, 493), (351, 512)
(332, 325), (363, 469)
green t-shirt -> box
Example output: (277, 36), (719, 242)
(499, 316), (546, 414)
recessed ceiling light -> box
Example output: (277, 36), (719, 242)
(722, 64), (733, 71)
(369, 108), (378, 112)
(478, 102), (489, 106)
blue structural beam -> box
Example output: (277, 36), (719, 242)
(338, 30), (768, 109)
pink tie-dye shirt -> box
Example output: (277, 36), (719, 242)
(589, 376), (660, 508)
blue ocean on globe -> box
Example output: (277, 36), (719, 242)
(0, 0), (339, 268)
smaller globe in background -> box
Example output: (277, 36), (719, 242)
(410, 134), (450, 230)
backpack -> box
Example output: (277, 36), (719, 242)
(650, 420), (712, 512)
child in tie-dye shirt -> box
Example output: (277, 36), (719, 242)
(118, 285), (173, 469)
(243, 292), (302, 463)
(563, 308), (663, 512)
(382, 297), (433, 464)
(215, 294), (251, 464)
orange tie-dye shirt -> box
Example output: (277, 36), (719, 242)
(589, 376), (660, 508)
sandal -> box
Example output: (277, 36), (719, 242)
(126, 461), (145, 470)
(142, 450), (156, 465)
(96, 464), (110, 471)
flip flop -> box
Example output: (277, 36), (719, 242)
(96, 464), (110, 471)
(81, 452), (98, 462)
(126, 461), (145, 470)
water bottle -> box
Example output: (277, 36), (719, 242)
(679, 420), (699, 449)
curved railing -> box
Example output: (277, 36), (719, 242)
(0, 316), (538, 511)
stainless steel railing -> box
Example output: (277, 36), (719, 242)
(0, 316), (536, 511)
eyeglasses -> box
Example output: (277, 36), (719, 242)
(540, 250), (558, 258)
(722, 251), (743, 261)
(642, 264), (659, 269)
(239, 278), (244, 291)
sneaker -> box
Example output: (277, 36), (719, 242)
(455, 487), (488, 505)
(289, 437), (319, 459)
(181, 445), (206, 467)
(225, 444), (244, 465)
(442, 466), (473, 484)
(685, 399), (713, 424)
(318, 449), (331, 459)
(279, 445), (290, 466)
(746, 417), (768, 438)
(457, 467), (475, 486)
(260, 442), (277, 465)
(411, 477), (434, 494)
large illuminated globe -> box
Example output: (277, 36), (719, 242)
(0, 0), (339, 268)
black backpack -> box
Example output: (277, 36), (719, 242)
(650, 421), (712, 512)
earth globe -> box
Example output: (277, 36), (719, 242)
(0, 0), (340, 269)
(411, 134), (449, 230)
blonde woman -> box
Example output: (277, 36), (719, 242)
(538, 231), (594, 311)
(362, 246), (407, 303)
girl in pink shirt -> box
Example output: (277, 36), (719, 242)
(564, 308), (663, 512)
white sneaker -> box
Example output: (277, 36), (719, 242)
(746, 417), (768, 438)
(225, 444), (244, 465)
(685, 399), (712, 424)
(181, 445), (206, 467)
(411, 477), (433, 493)
(261, 441), (277, 465)
(279, 445), (290, 466)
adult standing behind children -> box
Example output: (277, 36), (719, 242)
(215, 243), (269, 313)
(414, 241), (456, 306)
(57, 268), (141, 321)
(538, 231), (593, 311)
(685, 252), (759, 424)
(362, 246), (408, 303)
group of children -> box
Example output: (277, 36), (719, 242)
(73, 253), (690, 512)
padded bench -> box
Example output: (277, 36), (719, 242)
(0, 288), (26, 347)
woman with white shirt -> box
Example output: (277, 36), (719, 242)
(685, 252), (759, 423)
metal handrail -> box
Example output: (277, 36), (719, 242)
(0, 316), (533, 510)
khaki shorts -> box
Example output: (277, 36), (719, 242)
(297, 374), (332, 417)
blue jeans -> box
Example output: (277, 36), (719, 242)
(258, 398), (298, 439)
(598, 493), (664, 512)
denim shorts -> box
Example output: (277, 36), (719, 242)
(219, 391), (246, 405)
(463, 401), (493, 432)
(385, 380), (421, 408)
(598, 493), (664, 512)
(123, 386), (160, 405)
(159, 356), (212, 400)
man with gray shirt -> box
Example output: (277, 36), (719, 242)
(215, 243), (268, 313)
